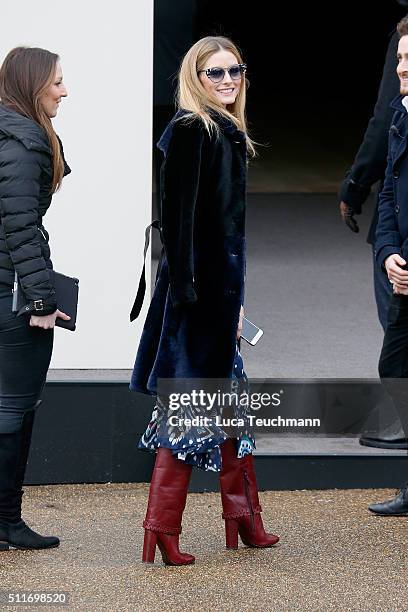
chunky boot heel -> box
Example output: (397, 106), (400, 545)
(142, 530), (195, 566)
(225, 518), (239, 550)
(0, 541), (9, 551)
(156, 534), (195, 566)
(142, 530), (157, 563)
(238, 514), (280, 548)
(220, 439), (279, 549)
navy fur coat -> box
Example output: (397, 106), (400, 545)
(130, 109), (247, 395)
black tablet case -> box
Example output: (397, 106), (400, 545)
(12, 270), (79, 331)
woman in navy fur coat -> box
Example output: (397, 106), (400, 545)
(131, 36), (279, 566)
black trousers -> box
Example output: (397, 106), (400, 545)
(0, 298), (53, 433)
(378, 293), (408, 436)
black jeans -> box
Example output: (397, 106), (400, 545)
(0, 296), (53, 433)
(379, 293), (408, 436)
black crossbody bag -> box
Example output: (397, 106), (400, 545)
(12, 270), (79, 331)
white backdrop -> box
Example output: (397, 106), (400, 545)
(0, 0), (153, 368)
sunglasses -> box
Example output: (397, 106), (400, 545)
(197, 63), (247, 83)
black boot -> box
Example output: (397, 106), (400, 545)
(368, 483), (408, 516)
(360, 423), (408, 450)
(0, 403), (59, 550)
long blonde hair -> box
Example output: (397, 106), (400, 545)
(177, 36), (256, 156)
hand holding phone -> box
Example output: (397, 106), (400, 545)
(237, 305), (244, 340)
(241, 317), (263, 346)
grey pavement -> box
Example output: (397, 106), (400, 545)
(242, 193), (382, 379)
(0, 483), (407, 612)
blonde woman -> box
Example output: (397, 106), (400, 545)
(131, 36), (279, 565)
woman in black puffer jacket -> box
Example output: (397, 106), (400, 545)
(0, 47), (70, 551)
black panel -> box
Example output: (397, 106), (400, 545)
(23, 382), (408, 492)
(26, 384), (155, 485)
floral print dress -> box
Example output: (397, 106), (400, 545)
(138, 344), (255, 471)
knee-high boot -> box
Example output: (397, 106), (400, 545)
(0, 401), (59, 550)
(220, 439), (279, 549)
(142, 448), (195, 565)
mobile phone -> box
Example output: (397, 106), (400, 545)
(241, 317), (263, 345)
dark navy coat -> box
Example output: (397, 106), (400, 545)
(130, 110), (247, 395)
(376, 95), (408, 266)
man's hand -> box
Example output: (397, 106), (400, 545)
(340, 201), (359, 233)
(237, 305), (244, 340)
(385, 254), (408, 295)
(393, 284), (408, 295)
(30, 309), (71, 330)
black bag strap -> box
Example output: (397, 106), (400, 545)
(130, 219), (162, 322)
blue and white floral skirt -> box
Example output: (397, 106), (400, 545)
(138, 344), (255, 471)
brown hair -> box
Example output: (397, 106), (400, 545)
(0, 47), (64, 192)
(397, 16), (408, 38)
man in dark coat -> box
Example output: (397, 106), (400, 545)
(339, 1), (408, 449)
(369, 16), (408, 516)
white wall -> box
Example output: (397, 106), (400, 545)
(1, 0), (153, 368)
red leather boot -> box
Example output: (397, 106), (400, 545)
(220, 439), (279, 549)
(142, 448), (195, 565)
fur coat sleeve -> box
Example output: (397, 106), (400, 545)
(160, 119), (205, 308)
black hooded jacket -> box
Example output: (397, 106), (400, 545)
(0, 104), (70, 314)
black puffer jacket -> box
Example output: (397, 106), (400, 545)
(0, 104), (70, 315)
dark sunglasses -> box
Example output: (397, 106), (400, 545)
(197, 63), (247, 83)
